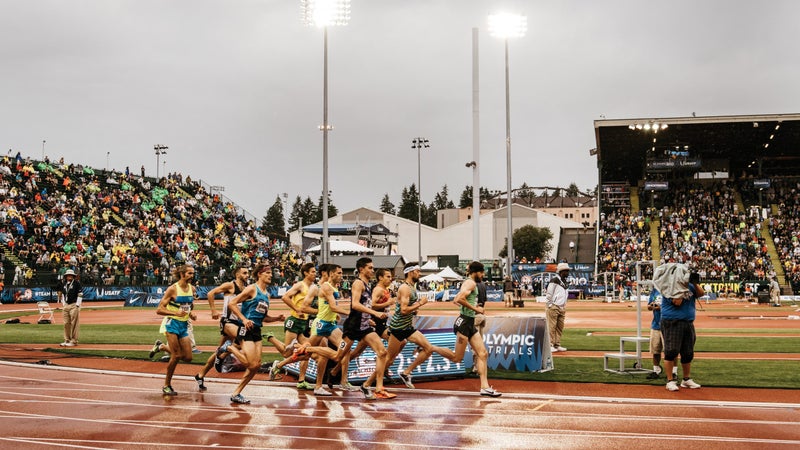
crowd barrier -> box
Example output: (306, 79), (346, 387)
(284, 315), (553, 382)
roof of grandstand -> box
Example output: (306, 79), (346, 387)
(594, 113), (800, 184)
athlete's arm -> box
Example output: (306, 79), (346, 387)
(324, 283), (349, 316)
(453, 279), (482, 313)
(281, 282), (303, 314)
(350, 279), (387, 319)
(301, 284), (319, 314)
(156, 285), (182, 317)
(206, 281), (233, 320)
(229, 285), (256, 329)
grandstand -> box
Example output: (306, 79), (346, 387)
(0, 153), (300, 288)
(594, 113), (800, 296)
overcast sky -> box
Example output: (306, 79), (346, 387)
(2, 0), (799, 220)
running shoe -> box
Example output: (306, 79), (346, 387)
(398, 372), (414, 389)
(666, 380), (680, 391)
(680, 378), (701, 389)
(374, 390), (397, 399)
(550, 346), (559, 353)
(556, 346), (567, 352)
(64, 342), (76, 347)
(479, 386), (502, 397)
(194, 374), (207, 391)
(162, 385), (177, 396)
(191, 348), (202, 354)
(230, 394), (250, 404)
(216, 340), (232, 357)
(314, 387), (333, 396)
(296, 380), (313, 390)
(149, 339), (163, 359)
(290, 344), (308, 362)
(338, 382), (359, 392)
(264, 330), (275, 341)
(360, 384), (376, 400)
(213, 356), (224, 373)
(60, 341), (69, 347)
(268, 363), (281, 381)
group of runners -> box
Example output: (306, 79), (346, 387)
(152, 258), (502, 404)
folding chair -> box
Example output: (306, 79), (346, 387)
(37, 301), (55, 324)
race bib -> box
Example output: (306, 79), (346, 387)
(180, 304), (191, 313)
(256, 301), (268, 314)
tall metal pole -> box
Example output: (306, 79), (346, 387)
(42, 140), (46, 160)
(321, 26), (330, 263)
(417, 144), (422, 264)
(504, 38), (514, 277)
(472, 27), (481, 262)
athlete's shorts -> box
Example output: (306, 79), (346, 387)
(164, 318), (189, 339)
(343, 326), (375, 341)
(374, 318), (388, 338)
(303, 317), (314, 338)
(220, 318), (243, 336)
(388, 326), (416, 342)
(311, 318), (338, 337)
(284, 316), (308, 335)
(453, 315), (478, 338)
(241, 325), (263, 342)
(649, 328), (664, 354)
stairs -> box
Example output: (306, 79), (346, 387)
(650, 219), (661, 261)
(762, 218), (793, 295)
(733, 191), (746, 213)
(630, 188), (640, 213)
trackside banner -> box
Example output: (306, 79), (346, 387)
(1, 285), (286, 305)
(284, 315), (552, 382)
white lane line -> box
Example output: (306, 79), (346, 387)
(2, 360), (798, 410)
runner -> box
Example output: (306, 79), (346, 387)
(332, 267), (395, 385)
(154, 264), (197, 396)
(362, 262), (450, 398)
(445, 261), (502, 397)
(279, 262), (315, 389)
(303, 263), (349, 396)
(226, 262), (285, 404)
(191, 265), (249, 391)
(337, 257), (390, 399)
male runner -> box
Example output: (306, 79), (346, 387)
(279, 262), (315, 389)
(445, 261), (502, 397)
(337, 257), (389, 399)
(155, 264), (197, 396)
(362, 262), (451, 397)
(227, 262), (285, 404)
(191, 265), (248, 390)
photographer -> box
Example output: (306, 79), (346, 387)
(660, 272), (704, 392)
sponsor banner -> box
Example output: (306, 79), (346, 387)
(510, 263), (595, 290)
(1, 287), (59, 304)
(644, 181), (669, 191)
(646, 158), (702, 169)
(753, 179), (770, 188)
(285, 315), (552, 381)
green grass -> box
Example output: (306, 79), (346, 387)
(2, 323), (797, 389)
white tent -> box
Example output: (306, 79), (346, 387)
(435, 266), (463, 281)
(420, 260), (439, 271)
(420, 273), (444, 283)
(306, 240), (374, 254)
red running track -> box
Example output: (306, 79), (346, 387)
(1, 362), (799, 449)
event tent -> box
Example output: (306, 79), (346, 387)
(305, 240), (374, 255)
(435, 266), (463, 281)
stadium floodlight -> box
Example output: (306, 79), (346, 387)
(488, 13), (527, 39)
(154, 144), (168, 179)
(301, 0), (350, 263)
(412, 137), (430, 265)
(301, 0), (350, 27)
(489, 12), (526, 276)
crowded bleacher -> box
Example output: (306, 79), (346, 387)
(0, 153), (301, 287)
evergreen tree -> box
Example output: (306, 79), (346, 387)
(398, 184), (420, 221)
(458, 185), (472, 208)
(566, 182), (580, 197)
(262, 195), (286, 236)
(379, 193), (396, 215)
(432, 184), (456, 211)
(305, 196), (320, 224)
(422, 202), (437, 228)
(288, 195), (303, 232)
(316, 192), (338, 221)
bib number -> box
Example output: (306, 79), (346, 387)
(454, 317), (464, 327)
(286, 318), (294, 328)
(256, 301), (268, 314)
(180, 304), (191, 313)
